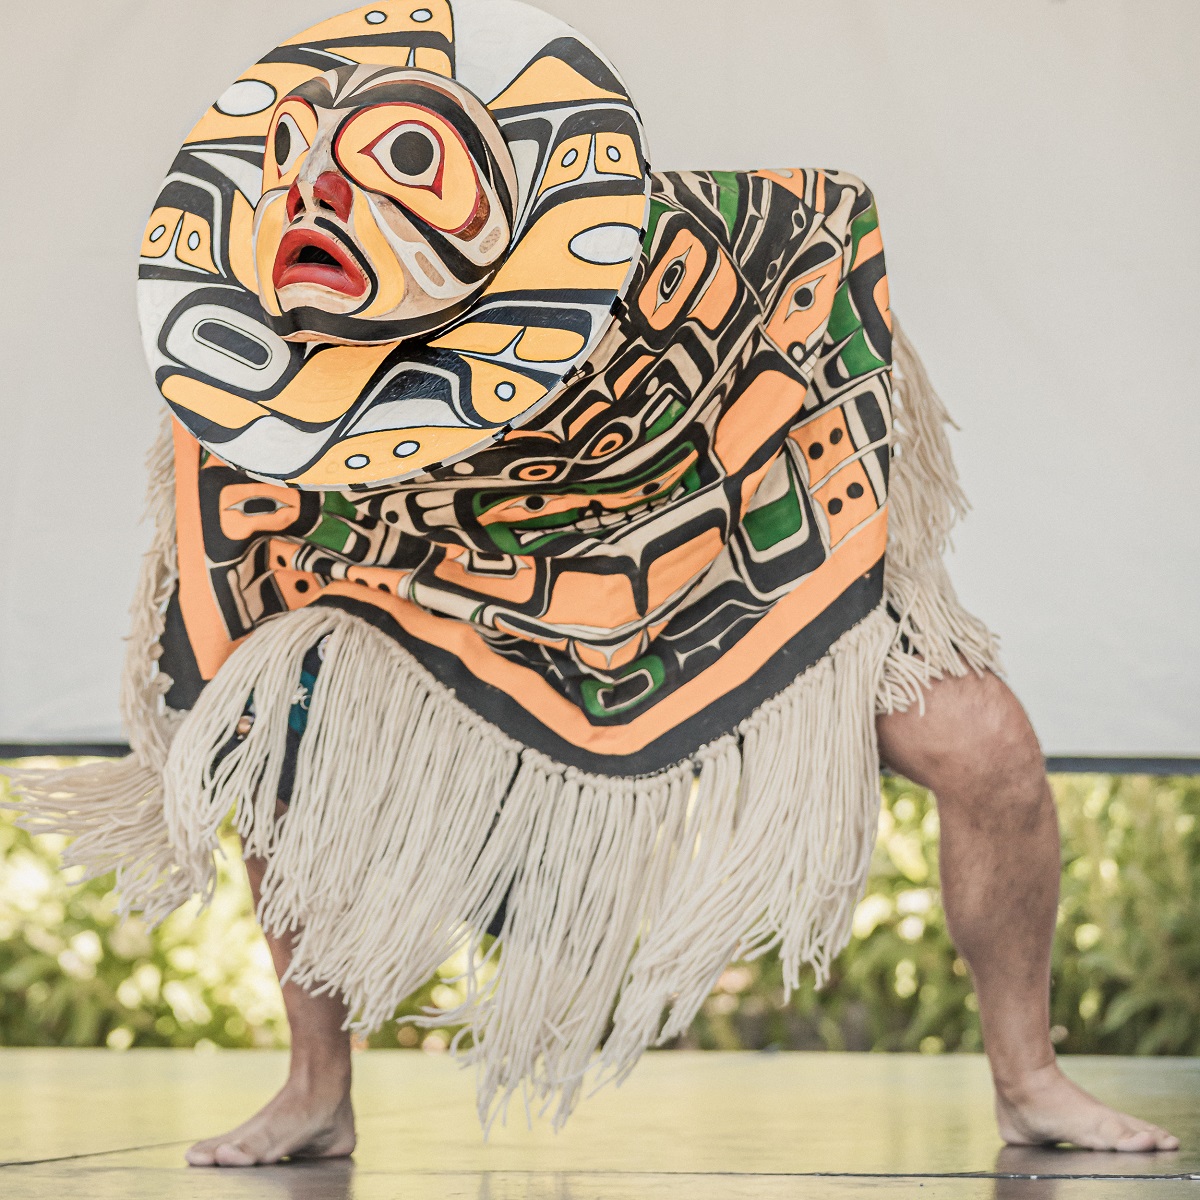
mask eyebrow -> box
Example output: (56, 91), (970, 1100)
(334, 88), (495, 174)
(333, 81), (453, 109)
(288, 77), (335, 108)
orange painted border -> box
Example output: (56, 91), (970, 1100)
(311, 508), (889, 757)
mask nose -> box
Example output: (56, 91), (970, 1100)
(287, 171), (354, 223)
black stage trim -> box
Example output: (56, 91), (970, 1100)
(1044, 757), (1200, 776)
(4, 746), (1198, 778)
(1, 744), (132, 759)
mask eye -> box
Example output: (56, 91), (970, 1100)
(230, 496), (288, 515)
(274, 113), (310, 177)
(334, 103), (487, 233)
(369, 123), (443, 189)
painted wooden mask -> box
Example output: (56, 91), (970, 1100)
(254, 65), (519, 345)
(138, 0), (650, 487)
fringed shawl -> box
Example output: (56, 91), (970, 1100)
(15, 168), (999, 1128)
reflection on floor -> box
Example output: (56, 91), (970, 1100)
(0, 1051), (1196, 1198)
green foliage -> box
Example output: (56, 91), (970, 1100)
(0, 766), (286, 1051)
(680, 774), (1200, 1056)
(1051, 774), (1200, 1055)
(1, 764), (1197, 1055)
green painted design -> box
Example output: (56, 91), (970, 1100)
(826, 278), (859, 344)
(581, 654), (666, 718)
(306, 516), (351, 553)
(323, 492), (359, 519)
(476, 446), (699, 554)
(485, 508), (621, 555)
(826, 279), (886, 378)
(849, 203), (880, 268)
(646, 398), (687, 440)
(712, 171), (741, 239)
(305, 493), (358, 553)
(743, 469), (804, 551)
(840, 332), (887, 378)
(484, 526), (520, 555)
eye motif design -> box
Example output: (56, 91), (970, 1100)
(655, 250), (690, 311)
(263, 99), (318, 191)
(251, 65), (519, 345)
(217, 485), (301, 542)
(273, 113), (310, 177)
(787, 282), (818, 315)
(229, 496), (289, 516)
(370, 123), (441, 189)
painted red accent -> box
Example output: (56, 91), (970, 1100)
(272, 228), (368, 298)
(313, 172), (354, 222)
(286, 184), (304, 222)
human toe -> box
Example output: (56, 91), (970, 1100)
(184, 1139), (222, 1167)
(1091, 1112), (1177, 1153)
(213, 1139), (263, 1167)
(1116, 1124), (1178, 1153)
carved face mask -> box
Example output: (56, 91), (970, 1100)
(138, 0), (650, 488)
(254, 65), (518, 345)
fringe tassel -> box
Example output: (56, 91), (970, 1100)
(8, 415), (189, 924)
(136, 601), (895, 1128)
(877, 318), (1004, 713)
(601, 609), (891, 1086)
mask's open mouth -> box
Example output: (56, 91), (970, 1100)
(273, 228), (368, 298)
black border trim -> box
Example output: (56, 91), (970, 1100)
(1, 744), (131, 759)
(307, 557), (885, 777)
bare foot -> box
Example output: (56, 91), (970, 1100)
(995, 1062), (1179, 1152)
(185, 1072), (356, 1167)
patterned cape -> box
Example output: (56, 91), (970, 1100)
(162, 167), (894, 777)
(17, 2), (1000, 1131)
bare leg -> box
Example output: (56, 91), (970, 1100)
(185, 853), (357, 1167)
(876, 670), (1178, 1152)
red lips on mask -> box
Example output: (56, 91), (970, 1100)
(273, 228), (368, 298)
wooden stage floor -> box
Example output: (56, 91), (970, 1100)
(0, 1050), (1196, 1197)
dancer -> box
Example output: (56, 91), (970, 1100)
(19, 0), (1176, 1164)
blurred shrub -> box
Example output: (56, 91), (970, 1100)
(0, 765), (286, 1051)
(1, 764), (1197, 1055)
(1052, 774), (1200, 1055)
(681, 773), (1200, 1057)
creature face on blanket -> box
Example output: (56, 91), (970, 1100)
(18, 0), (998, 1128)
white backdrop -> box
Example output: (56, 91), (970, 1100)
(1, 0), (1197, 754)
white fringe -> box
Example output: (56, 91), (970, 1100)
(7, 320), (1000, 1127)
(153, 600), (895, 1128)
(877, 318), (1003, 713)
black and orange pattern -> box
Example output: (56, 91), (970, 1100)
(162, 167), (894, 774)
